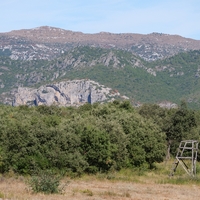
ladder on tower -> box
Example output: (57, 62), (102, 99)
(169, 140), (198, 177)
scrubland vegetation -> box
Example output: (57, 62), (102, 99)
(0, 100), (199, 197)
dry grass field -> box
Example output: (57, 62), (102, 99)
(0, 176), (200, 200)
(1, 164), (200, 200)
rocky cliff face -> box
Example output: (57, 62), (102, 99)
(13, 79), (123, 106)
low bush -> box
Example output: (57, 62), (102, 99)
(28, 170), (64, 194)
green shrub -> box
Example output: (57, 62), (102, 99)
(28, 170), (64, 194)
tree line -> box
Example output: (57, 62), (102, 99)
(0, 100), (198, 175)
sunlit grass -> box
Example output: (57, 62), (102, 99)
(78, 159), (200, 186)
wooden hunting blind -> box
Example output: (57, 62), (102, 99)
(170, 140), (198, 177)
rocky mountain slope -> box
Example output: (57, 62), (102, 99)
(0, 46), (144, 93)
(1, 26), (200, 61)
(1, 46), (200, 108)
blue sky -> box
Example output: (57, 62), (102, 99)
(1, 0), (200, 39)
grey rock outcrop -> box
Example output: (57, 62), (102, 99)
(158, 101), (178, 109)
(13, 79), (122, 106)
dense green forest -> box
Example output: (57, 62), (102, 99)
(0, 101), (199, 176)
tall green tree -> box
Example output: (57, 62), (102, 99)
(165, 101), (197, 157)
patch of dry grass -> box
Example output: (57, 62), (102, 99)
(0, 176), (199, 200)
(0, 161), (200, 200)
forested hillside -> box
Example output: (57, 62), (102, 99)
(1, 47), (200, 108)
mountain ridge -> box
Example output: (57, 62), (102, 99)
(1, 26), (200, 61)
